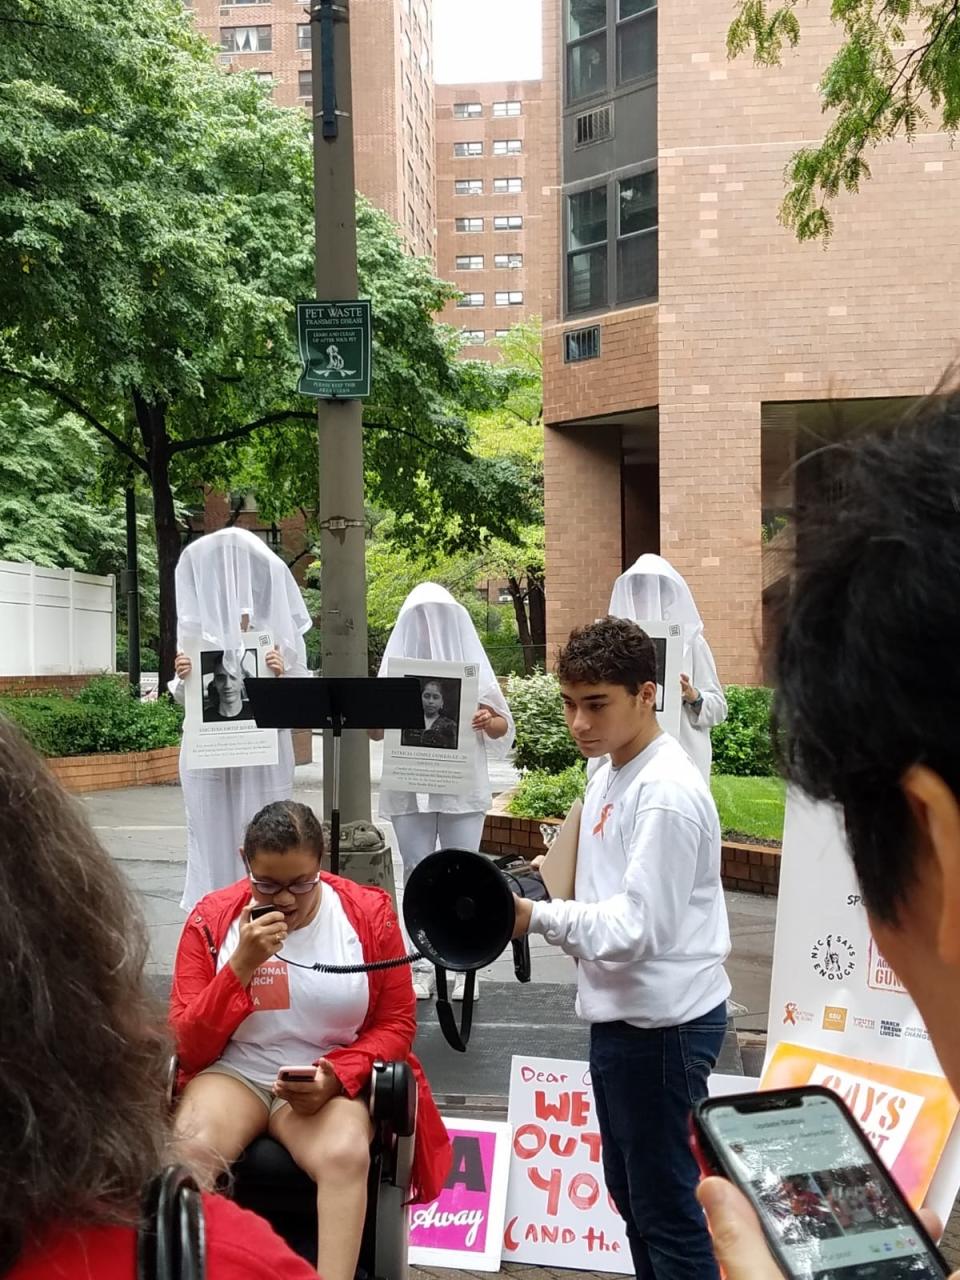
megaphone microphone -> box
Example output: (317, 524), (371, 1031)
(402, 848), (550, 1052)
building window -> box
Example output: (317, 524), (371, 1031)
(454, 141), (483, 157)
(617, 168), (658, 302)
(567, 185), (607, 313)
(564, 325), (602, 362)
(453, 102), (483, 118)
(492, 100), (522, 116)
(494, 253), (523, 269)
(253, 71), (273, 85)
(455, 217), (484, 232)
(297, 23), (311, 50)
(566, 0), (607, 102)
(492, 139), (522, 155)
(494, 215), (524, 231)
(495, 329), (510, 337)
(455, 179), (483, 196)
(618, 0), (656, 84)
(493, 177), (522, 194)
(219, 25), (272, 52)
(461, 329), (485, 343)
(495, 290), (523, 306)
(458, 293), (485, 308)
(456, 255), (485, 270)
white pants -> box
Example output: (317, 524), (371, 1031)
(392, 810), (487, 974)
(391, 810), (487, 881)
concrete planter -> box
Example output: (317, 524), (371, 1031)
(48, 744), (181, 794)
(481, 788), (781, 896)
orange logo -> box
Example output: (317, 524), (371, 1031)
(822, 1006), (848, 1033)
(593, 804), (614, 838)
(784, 1003), (798, 1026)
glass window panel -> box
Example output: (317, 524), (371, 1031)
(567, 32), (607, 102)
(618, 9), (656, 83)
(619, 170), (658, 236)
(568, 186), (607, 250)
(568, 0), (606, 39)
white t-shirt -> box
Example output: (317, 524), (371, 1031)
(530, 732), (731, 1029)
(216, 887), (370, 1086)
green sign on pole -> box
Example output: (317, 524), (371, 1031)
(296, 299), (372, 399)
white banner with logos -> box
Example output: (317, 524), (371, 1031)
(763, 793), (960, 1217)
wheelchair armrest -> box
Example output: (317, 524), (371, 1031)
(370, 1060), (416, 1139)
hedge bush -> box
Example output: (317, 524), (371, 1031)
(0, 677), (183, 757)
(507, 762), (586, 820)
(506, 670), (580, 774)
(710, 685), (776, 777)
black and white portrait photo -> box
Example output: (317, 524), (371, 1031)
(200, 648), (259, 724)
(400, 675), (461, 750)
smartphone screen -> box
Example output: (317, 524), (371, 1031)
(697, 1090), (947, 1279)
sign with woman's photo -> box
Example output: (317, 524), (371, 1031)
(380, 658), (479, 796)
(636, 620), (683, 739)
(182, 630), (280, 769)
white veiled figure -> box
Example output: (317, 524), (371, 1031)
(169, 528), (313, 911)
(607, 554), (727, 781)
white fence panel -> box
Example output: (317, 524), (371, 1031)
(0, 560), (116, 676)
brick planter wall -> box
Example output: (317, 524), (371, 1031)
(48, 745), (181, 794)
(292, 728), (314, 766)
(480, 795), (781, 896)
(0, 674), (121, 697)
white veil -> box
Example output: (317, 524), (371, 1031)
(175, 528), (312, 675)
(379, 583), (514, 755)
(608, 554), (704, 642)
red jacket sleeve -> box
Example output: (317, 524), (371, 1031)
(323, 894), (417, 1097)
(169, 918), (254, 1077)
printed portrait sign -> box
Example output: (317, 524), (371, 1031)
(182, 630), (279, 769)
(503, 1056), (630, 1273)
(409, 1119), (511, 1271)
(380, 657), (480, 796)
(634, 620), (683, 739)
(765, 793), (960, 1218)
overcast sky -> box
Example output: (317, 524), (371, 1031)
(433, 0), (542, 83)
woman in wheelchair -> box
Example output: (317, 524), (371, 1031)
(170, 800), (451, 1280)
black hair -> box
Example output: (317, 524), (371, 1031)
(773, 395), (960, 924)
(243, 800), (325, 863)
(556, 617), (657, 695)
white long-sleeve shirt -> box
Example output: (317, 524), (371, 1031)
(530, 733), (731, 1029)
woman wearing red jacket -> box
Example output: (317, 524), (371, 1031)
(170, 800), (451, 1280)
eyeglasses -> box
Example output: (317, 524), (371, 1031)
(248, 873), (321, 897)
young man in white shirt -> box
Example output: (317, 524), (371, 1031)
(513, 617), (731, 1280)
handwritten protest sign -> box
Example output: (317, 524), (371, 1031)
(409, 1119), (511, 1270)
(504, 1056), (630, 1273)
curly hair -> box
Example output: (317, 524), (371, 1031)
(0, 718), (171, 1272)
(243, 799), (325, 863)
(556, 616), (657, 694)
(773, 394), (960, 924)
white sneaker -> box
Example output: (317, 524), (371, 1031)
(452, 973), (479, 1002)
(412, 966), (435, 1001)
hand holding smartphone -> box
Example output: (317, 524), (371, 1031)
(277, 1066), (318, 1083)
(692, 1086), (949, 1279)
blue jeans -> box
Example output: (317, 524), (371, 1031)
(589, 1003), (728, 1280)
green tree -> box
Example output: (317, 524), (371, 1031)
(1, 0), (531, 686)
(728, 2), (960, 239)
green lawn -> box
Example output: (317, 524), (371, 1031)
(710, 774), (785, 842)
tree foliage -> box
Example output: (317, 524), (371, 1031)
(728, 1), (960, 239)
(1, 0), (534, 685)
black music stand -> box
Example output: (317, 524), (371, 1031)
(244, 678), (422, 875)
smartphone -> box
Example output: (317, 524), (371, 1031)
(693, 1086), (948, 1279)
(250, 905), (277, 922)
(277, 1066), (317, 1083)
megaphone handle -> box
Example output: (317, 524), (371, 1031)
(512, 937), (532, 983)
(433, 966), (475, 1053)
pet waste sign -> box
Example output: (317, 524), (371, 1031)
(296, 300), (371, 398)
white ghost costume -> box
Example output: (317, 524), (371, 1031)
(169, 528), (313, 911)
(607, 554), (727, 781)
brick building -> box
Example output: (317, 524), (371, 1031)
(187, 0), (436, 259)
(540, 0), (960, 683)
(435, 82), (544, 356)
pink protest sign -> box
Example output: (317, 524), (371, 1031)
(409, 1118), (511, 1270)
